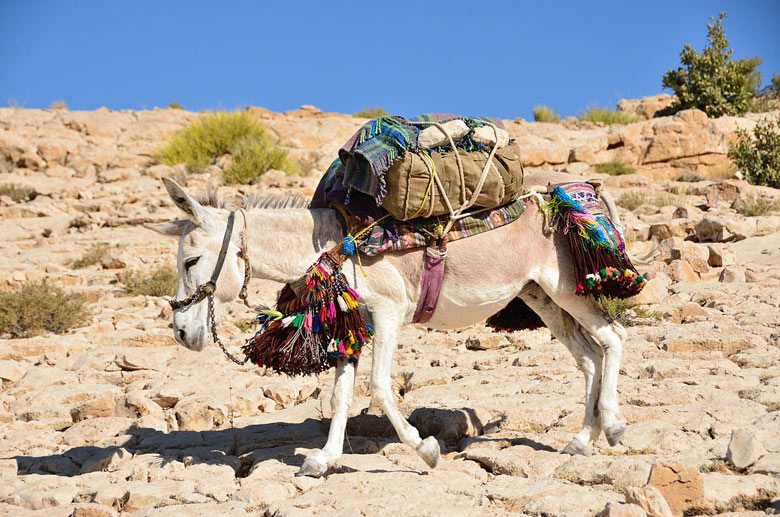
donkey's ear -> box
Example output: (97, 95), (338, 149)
(144, 220), (190, 236)
(161, 176), (212, 228)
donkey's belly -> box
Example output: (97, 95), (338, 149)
(419, 281), (520, 330)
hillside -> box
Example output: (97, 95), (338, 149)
(1, 101), (779, 516)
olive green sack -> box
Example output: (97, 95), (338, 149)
(382, 140), (525, 221)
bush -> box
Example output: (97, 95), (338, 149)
(728, 115), (780, 188)
(533, 105), (560, 123)
(353, 107), (388, 118)
(673, 172), (705, 182)
(119, 266), (177, 297)
(0, 183), (36, 202)
(579, 106), (638, 125)
(595, 161), (635, 176)
(597, 296), (661, 326)
(222, 136), (299, 185)
(735, 197), (780, 217)
(662, 13), (761, 117)
(156, 111), (297, 181)
(616, 191), (647, 211)
(167, 101), (184, 109)
(50, 99), (68, 111)
(72, 243), (109, 269)
(0, 281), (90, 338)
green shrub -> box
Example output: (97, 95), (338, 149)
(72, 243), (109, 269)
(0, 183), (35, 202)
(595, 161), (635, 176)
(616, 191), (648, 210)
(234, 318), (253, 332)
(167, 101), (184, 109)
(728, 115), (780, 188)
(597, 296), (661, 326)
(662, 13), (761, 117)
(119, 266), (177, 297)
(0, 281), (90, 338)
(673, 172), (705, 182)
(156, 111), (297, 181)
(222, 136), (300, 185)
(533, 105), (560, 123)
(353, 107), (388, 118)
(579, 106), (638, 125)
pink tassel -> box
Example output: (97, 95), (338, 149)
(338, 340), (345, 354)
(347, 287), (359, 301)
(303, 312), (312, 331)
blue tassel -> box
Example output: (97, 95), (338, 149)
(340, 236), (356, 256)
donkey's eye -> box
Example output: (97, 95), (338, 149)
(184, 257), (200, 270)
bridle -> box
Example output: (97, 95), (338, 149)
(169, 210), (252, 365)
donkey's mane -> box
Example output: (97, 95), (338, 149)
(196, 182), (310, 210)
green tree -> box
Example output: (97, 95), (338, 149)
(662, 13), (761, 117)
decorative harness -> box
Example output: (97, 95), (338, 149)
(169, 210), (252, 365)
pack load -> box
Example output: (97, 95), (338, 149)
(313, 113), (525, 223)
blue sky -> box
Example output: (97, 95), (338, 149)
(1, 1), (778, 120)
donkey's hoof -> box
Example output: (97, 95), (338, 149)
(296, 458), (327, 478)
(605, 422), (626, 447)
(561, 437), (590, 456)
(416, 436), (441, 469)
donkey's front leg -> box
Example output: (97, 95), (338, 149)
(297, 358), (357, 477)
(370, 310), (440, 469)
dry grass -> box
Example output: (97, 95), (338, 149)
(616, 191), (648, 210)
(533, 105), (560, 123)
(705, 163), (737, 181)
(50, 99), (68, 111)
(0, 183), (36, 202)
(353, 107), (388, 118)
(234, 318), (253, 332)
(579, 106), (639, 125)
(118, 266), (177, 297)
(735, 197), (780, 217)
(72, 243), (109, 269)
(0, 281), (90, 338)
(674, 172), (705, 182)
(595, 161), (635, 176)
(597, 296), (662, 326)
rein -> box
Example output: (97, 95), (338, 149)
(169, 210), (251, 365)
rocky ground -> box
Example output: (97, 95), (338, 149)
(1, 100), (779, 516)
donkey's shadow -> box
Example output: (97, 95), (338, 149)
(11, 417), (328, 478)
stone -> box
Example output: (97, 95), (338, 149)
(647, 461), (704, 515)
(719, 265), (746, 283)
(631, 274), (670, 305)
(666, 260), (699, 283)
(70, 503), (119, 517)
(726, 429), (765, 470)
(464, 333), (510, 350)
(625, 486), (673, 517)
(231, 480), (295, 506)
(751, 453), (780, 476)
(707, 243), (736, 267)
(599, 501), (649, 517)
(417, 119), (470, 148)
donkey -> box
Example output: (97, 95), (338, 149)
(146, 171), (628, 477)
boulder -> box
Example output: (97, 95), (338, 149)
(625, 486), (672, 517)
(647, 461), (704, 515)
(726, 429), (765, 470)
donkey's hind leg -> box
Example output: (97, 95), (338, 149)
(297, 358), (357, 477)
(538, 283), (628, 446)
(369, 308), (440, 469)
(519, 284), (603, 455)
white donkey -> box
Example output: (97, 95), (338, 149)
(147, 172), (628, 477)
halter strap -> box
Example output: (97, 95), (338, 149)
(209, 210), (236, 288)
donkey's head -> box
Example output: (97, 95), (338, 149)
(146, 177), (247, 351)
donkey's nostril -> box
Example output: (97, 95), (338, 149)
(178, 329), (186, 341)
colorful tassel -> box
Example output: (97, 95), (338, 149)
(243, 251), (374, 376)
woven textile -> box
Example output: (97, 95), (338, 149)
(359, 199), (525, 257)
(543, 183), (644, 298)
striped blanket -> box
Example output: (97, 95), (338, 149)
(359, 199), (525, 257)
